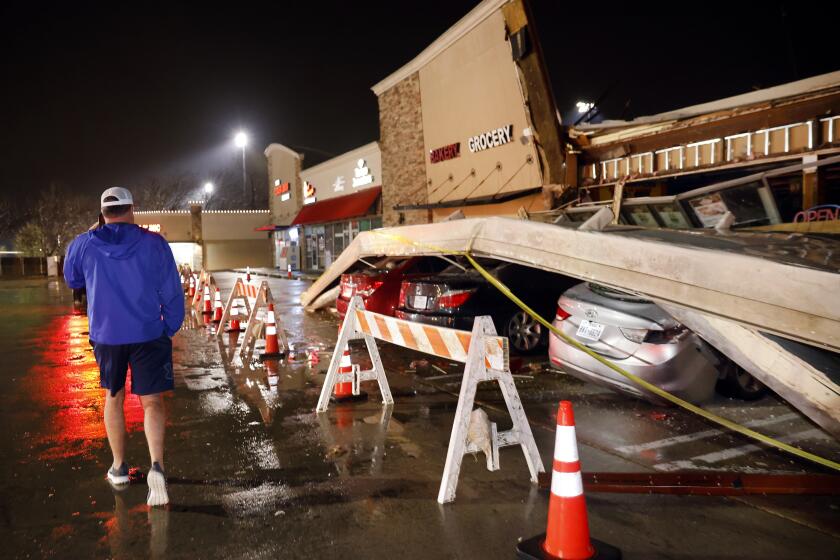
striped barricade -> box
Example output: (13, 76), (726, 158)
(317, 295), (544, 504)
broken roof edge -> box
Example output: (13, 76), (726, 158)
(574, 69), (840, 136)
(300, 217), (840, 353)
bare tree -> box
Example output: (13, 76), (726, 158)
(132, 174), (196, 210)
(13, 184), (91, 256)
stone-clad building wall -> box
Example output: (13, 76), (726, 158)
(378, 73), (430, 227)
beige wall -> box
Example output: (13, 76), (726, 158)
(301, 142), (381, 204)
(204, 239), (272, 271)
(133, 212), (193, 242)
(418, 10), (541, 204)
(201, 212), (272, 241)
(431, 192), (545, 221)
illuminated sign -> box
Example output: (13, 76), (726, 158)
(273, 181), (290, 196)
(794, 205), (840, 223)
(468, 125), (513, 153)
(333, 175), (346, 192)
(303, 181), (317, 205)
(140, 224), (161, 233)
(430, 142), (461, 164)
(352, 159), (374, 188)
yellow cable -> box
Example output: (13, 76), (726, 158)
(368, 229), (840, 472)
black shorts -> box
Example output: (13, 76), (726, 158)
(92, 334), (174, 396)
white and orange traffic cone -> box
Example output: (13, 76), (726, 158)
(188, 276), (195, 299)
(226, 300), (243, 333)
(202, 285), (212, 314)
(212, 288), (223, 323)
(516, 401), (621, 560)
(258, 303), (284, 360)
(246, 266), (251, 283)
(331, 327), (367, 403)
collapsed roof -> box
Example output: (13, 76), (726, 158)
(301, 217), (840, 436)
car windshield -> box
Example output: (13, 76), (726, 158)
(588, 283), (651, 304)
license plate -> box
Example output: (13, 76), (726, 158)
(413, 295), (428, 309)
(576, 319), (605, 341)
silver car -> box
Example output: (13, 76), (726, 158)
(549, 282), (726, 404)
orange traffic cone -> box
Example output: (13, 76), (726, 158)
(226, 300), (243, 333)
(188, 276), (195, 298)
(258, 303), (284, 360)
(516, 401), (621, 560)
(246, 266), (251, 283)
(202, 285), (212, 314)
(331, 327), (367, 403)
(212, 288), (223, 322)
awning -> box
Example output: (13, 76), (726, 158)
(291, 186), (381, 226)
(393, 186), (542, 211)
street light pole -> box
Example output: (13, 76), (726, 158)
(234, 131), (248, 201)
(241, 146), (246, 199)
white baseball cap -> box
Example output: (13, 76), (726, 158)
(100, 187), (134, 208)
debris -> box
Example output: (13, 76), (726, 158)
(326, 445), (348, 459)
(649, 411), (670, 421)
(409, 359), (429, 369)
(466, 408), (493, 462)
(274, 510), (285, 517)
(431, 364), (448, 375)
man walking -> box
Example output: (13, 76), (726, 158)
(64, 187), (184, 506)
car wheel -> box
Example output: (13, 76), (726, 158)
(716, 361), (767, 400)
(504, 310), (544, 354)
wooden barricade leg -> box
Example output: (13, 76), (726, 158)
(239, 282), (269, 363)
(316, 306), (358, 413)
(436, 316), (545, 504)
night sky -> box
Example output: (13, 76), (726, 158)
(1, 1), (837, 203)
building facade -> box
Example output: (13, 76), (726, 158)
(372, 0), (565, 226)
(264, 142), (382, 272)
(134, 204), (272, 271)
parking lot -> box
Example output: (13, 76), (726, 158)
(2, 273), (838, 559)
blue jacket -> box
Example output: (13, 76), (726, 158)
(63, 223), (185, 345)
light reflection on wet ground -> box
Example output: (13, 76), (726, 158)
(2, 275), (839, 559)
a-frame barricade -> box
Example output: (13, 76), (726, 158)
(238, 281), (289, 362)
(215, 278), (253, 339)
(192, 270), (215, 309)
(316, 295), (544, 504)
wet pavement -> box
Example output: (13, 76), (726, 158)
(2, 274), (839, 559)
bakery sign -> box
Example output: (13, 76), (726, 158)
(468, 124), (513, 153)
(429, 142), (460, 164)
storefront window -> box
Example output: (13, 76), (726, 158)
(300, 215), (381, 271)
(623, 206), (659, 228)
(651, 203), (691, 229)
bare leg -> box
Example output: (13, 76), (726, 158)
(104, 389), (126, 468)
(139, 393), (165, 468)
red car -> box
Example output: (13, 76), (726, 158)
(336, 257), (448, 319)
